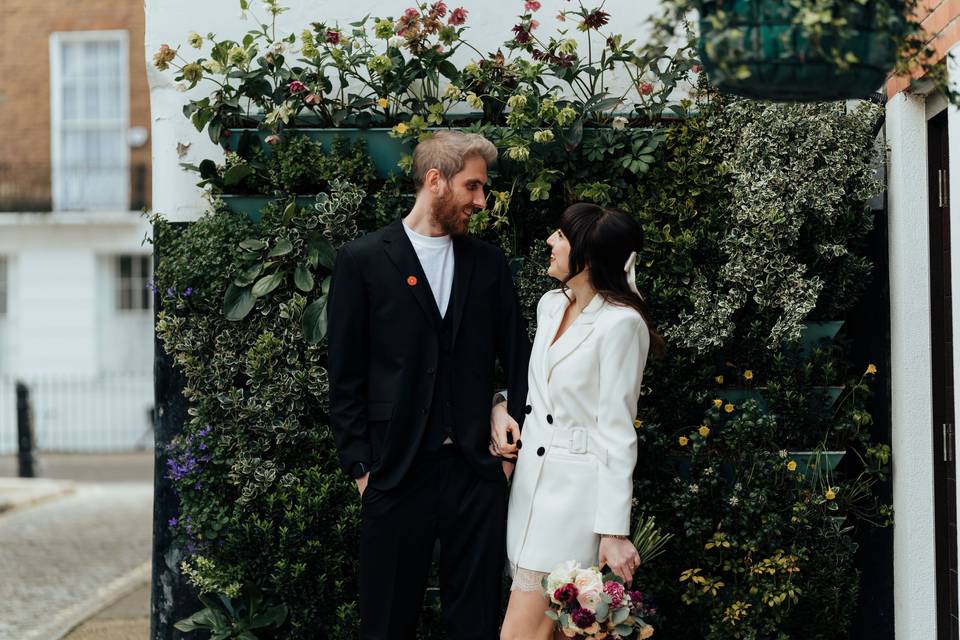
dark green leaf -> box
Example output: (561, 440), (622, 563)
(268, 238), (293, 257)
(302, 296), (329, 344)
(252, 272), (284, 297)
(223, 164), (253, 186)
(223, 284), (255, 321)
(239, 239), (267, 251)
(294, 264), (314, 292)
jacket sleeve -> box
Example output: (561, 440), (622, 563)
(494, 252), (532, 430)
(594, 312), (649, 535)
(326, 245), (371, 477)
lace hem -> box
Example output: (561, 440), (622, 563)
(509, 566), (548, 592)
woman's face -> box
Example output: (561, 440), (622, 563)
(546, 228), (571, 281)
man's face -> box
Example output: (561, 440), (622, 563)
(432, 155), (488, 236)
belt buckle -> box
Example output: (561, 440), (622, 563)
(569, 427), (587, 454)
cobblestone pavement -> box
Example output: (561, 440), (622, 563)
(0, 483), (153, 640)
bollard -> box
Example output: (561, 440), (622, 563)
(15, 381), (35, 478)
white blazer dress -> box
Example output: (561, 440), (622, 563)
(506, 289), (650, 574)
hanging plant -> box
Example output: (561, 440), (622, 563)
(654, 0), (953, 103)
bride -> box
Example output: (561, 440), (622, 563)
(491, 202), (664, 640)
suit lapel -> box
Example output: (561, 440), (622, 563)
(381, 219), (441, 331)
(546, 293), (604, 382)
(450, 235), (475, 344)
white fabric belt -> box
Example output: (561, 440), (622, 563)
(549, 426), (607, 464)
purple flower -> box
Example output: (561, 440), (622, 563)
(198, 425), (212, 437)
(570, 607), (596, 628)
(165, 287), (176, 298)
(182, 287), (193, 297)
(604, 581), (625, 608)
(168, 516), (178, 527)
(145, 281), (157, 293)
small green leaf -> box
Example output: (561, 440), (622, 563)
(311, 238), (336, 269)
(252, 272), (284, 297)
(233, 262), (264, 287)
(268, 238), (293, 257)
(294, 264), (314, 292)
(223, 164), (253, 186)
(302, 296), (329, 344)
(239, 238), (266, 251)
(282, 201), (297, 225)
(306, 246), (320, 269)
(223, 284), (255, 321)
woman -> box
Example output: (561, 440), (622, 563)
(491, 203), (664, 640)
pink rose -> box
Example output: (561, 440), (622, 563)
(577, 584), (603, 610)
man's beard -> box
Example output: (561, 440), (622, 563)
(433, 189), (470, 236)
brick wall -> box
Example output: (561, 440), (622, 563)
(0, 0), (151, 210)
(887, 0), (960, 98)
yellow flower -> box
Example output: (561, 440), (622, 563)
(866, 363), (877, 375)
(678, 436), (689, 446)
(713, 398), (723, 408)
(377, 97), (389, 108)
(825, 488), (836, 500)
(698, 425), (710, 437)
(392, 122), (408, 135)
(743, 370), (753, 380)
(724, 403), (735, 413)
(714, 375), (724, 384)
(633, 419), (643, 429)
(786, 460), (797, 472)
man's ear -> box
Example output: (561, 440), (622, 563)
(424, 167), (443, 194)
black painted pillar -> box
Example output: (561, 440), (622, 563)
(150, 222), (197, 639)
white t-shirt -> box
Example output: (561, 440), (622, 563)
(403, 222), (454, 318)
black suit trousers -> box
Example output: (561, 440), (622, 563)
(358, 446), (507, 640)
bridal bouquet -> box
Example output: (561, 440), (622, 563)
(543, 562), (654, 639)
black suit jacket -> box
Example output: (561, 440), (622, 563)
(326, 219), (531, 490)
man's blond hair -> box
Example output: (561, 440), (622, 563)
(411, 130), (497, 191)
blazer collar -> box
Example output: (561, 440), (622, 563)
(381, 219), (475, 340)
(545, 292), (604, 381)
(382, 219), (441, 330)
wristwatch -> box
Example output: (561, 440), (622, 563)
(350, 461), (368, 479)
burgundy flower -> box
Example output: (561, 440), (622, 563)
(512, 23), (532, 44)
(288, 80), (307, 93)
(603, 581), (626, 609)
(571, 607), (596, 628)
(448, 7), (468, 25)
(404, 7), (420, 19)
(325, 30), (341, 45)
(531, 48), (545, 61)
(639, 82), (654, 95)
(554, 583), (579, 604)
(582, 9), (610, 30)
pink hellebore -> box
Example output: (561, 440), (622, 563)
(431, 1), (447, 17)
(524, 1), (541, 11)
(448, 7), (468, 25)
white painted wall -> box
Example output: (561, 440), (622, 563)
(145, 0), (667, 221)
(0, 211), (154, 453)
(886, 88), (938, 638)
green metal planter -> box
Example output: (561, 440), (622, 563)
(222, 128), (413, 178)
(697, 0), (899, 101)
(787, 449), (846, 481)
(220, 195), (317, 223)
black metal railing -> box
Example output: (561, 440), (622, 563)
(0, 372), (154, 453)
(0, 163), (149, 212)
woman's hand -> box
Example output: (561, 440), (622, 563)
(489, 402), (520, 461)
(599, 536), (641, 587)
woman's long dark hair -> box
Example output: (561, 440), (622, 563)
(558, 202), (666, 359)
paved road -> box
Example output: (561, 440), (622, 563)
(0, 453), (153, 483)
(0, 482), (153, 640)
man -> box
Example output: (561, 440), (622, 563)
(327, 130), (531, 639)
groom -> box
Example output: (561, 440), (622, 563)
(327, 130), (531, 639)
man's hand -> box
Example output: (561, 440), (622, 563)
(598, 536), (641, 587)
(489, 401), (520, 461)
(355, 472), (370, 497)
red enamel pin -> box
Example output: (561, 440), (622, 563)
(407, 275), (418, 286)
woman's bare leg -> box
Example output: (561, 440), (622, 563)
(500, 589), (557, 640)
